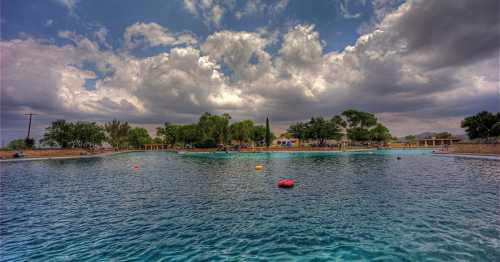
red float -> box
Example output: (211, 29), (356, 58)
(278, 179), (295, 188)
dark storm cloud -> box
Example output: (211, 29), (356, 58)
(391, 0), (500, 69)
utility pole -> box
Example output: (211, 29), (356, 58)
(24, 113), (38, 139)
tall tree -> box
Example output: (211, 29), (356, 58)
(72, 122), (106, 149)
(197, 112), (231, 145)
(41, 120), (105, 149)
(176, 124), (200, 146)
(104, 119), (130, 148)
(341, 109), (378, 142)
(216, 113), (232, 145)
(341, 109), (377, 128)
(251, 125), (267, 146)
(265, 116), (272, 147)
(346, 127), (371, 142)
(230, 120), (254, 145)
(156, 122), (179, 146)
(461, 111), (500, 141)
(287, 122), (308, 146)
(128, 127), (152, 148)
(306, 117), (343, 146)
(40, 120), (74, 148)
(369, 123), (392, 143)
(331, 115), (347, 129)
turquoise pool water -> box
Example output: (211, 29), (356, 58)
(1, 150), (499, 261)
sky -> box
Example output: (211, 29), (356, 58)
(1, 0), (499, 144)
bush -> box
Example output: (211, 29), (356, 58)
(7, 139), (27, 150)
(24, 138), (35, 148)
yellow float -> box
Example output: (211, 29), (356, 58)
(255, 165), (264, 170)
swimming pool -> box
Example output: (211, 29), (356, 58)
(1, 150), (499, 260)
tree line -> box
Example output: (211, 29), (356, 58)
(12, 112), (275, 149)
(287, 109), (391, 146)
(155, 113), (274, 148)
(37, 119), (152, 149)
(5, 110), (498, 150)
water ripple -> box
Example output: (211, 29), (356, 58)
(1, 151), (499, 261)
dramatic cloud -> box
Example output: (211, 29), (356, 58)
(1, 0), (499, 141)
(137, 46), (248, 115)
(383, 0), (500, 68)
(278, 24), (323, 72)
(201, 30), (271, 80)
(0, 38), (144, 118)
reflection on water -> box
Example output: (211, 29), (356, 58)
(1, 151), (499, 261)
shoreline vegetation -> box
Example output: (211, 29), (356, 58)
(3, 110), (499, 159)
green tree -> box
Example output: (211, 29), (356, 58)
(287, 122), (308, 146)
(157, 122), (179, 146)
(105, 119), (130, 148)
(8, 139), (27, 150)
(404, 135), (417, 143)
(176, 124), (200, 146)
(342, 109), (377, 128)
(331, 115), (347, 129)
(128, 127), (152, 148)
(40, 120), (74, 148)
(72, 122), (106, 148)
(306, 117), (343, 146)
(230, 120), (254, 145)
(346, 127), (371, 142)
(288, 116), (344, 146)
(265, 116), (272, 147)
(369, 123), (392, 143)
(152, 137), (163, 144)
(24, 138), (35, 148)
(41, 120), (105, 149)
(251, 125), (267, 145)
(197, 112), (231, 145)
(461, 111), (500, 141)
(214, 113), (232, 145)
(435, 132), (453, 139)
(341, 109), (378, 142)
